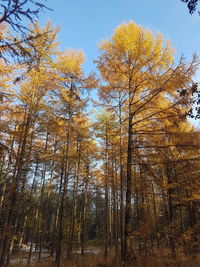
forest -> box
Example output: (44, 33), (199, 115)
(0, 1), (200, 267)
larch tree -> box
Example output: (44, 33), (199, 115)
(0, 13), (200, 267)
(0, 22), (59, 266)
(95, 21), (199, 261)
(52, 49), (95, 267)
(0, 0), (51, 62)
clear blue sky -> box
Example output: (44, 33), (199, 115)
(39, 0), (200, 77)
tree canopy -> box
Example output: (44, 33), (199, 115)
(181, 0), (200, 14)
(0, 17), (200, 267)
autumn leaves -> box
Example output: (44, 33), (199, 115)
(0, 20), (199, 266)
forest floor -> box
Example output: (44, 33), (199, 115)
(8, 248), (200, 267)
(9, 248), (105, 266)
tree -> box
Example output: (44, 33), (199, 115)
(95, 20), (199, 262)
(0, 0), (51, 63)
(0, 16), (200, 267)
(0, 0), (49, 30)
(0, 22), (58, 266)
(181, 0), (200, 14)
(94, 111), (119, 256)
(52, 49), (95, 267)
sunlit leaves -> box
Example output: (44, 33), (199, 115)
(56, 49), (85, 79)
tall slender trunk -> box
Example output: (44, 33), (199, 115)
(55, 112), (71, 267)
(118, 97), (125, 260)
(27, 162), (39, 264)
(67, 140), (81, 258)
(0, 111), (31, 267)
(124, 89), (133, 261)
(111, 146), (117, 251)
(51, 156), (65, 257)
(166, 163), (175, 255)
(37, 132), (49, 261)
(81, 158), (89, 255)
(104, 127), (109, 257)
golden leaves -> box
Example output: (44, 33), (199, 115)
(56, 49), (85, 79)
(97, 20), (175, 84)
(0, 60), (13, 89)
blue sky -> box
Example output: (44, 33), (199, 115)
(39, 0), (200, 77)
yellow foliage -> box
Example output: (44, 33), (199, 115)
(0, 60), (13, 89)
(56, 49), (85, 79)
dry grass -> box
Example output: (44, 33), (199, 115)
(9, 250), (200, 267)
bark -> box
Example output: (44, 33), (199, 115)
(81, 158), (89, 255)
(119, 97), (125, 260)
(124, 88), (134, 261)
(67, 140), (81, 258)
(0, 111), (31, 267)
(104, 127), (109, 257)
(55, 111), (71, 267)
